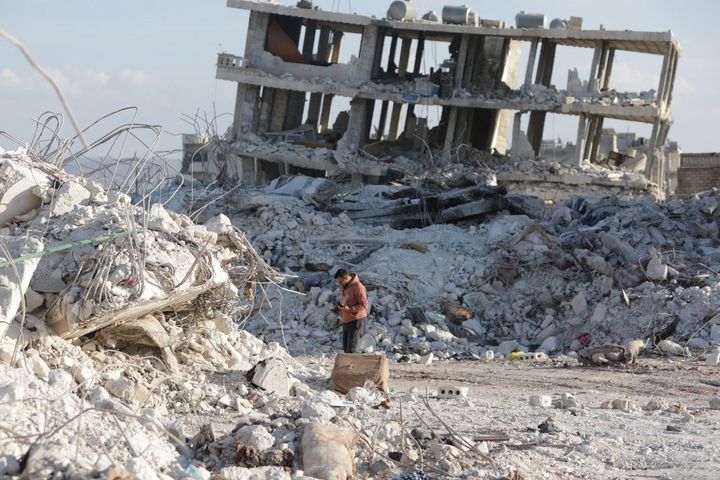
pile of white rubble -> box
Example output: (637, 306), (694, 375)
(224, 176), (720, 365)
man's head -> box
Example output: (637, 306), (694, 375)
(334, 268), (352, 287)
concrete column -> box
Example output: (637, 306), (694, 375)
(357, 25), (381, 81)
(389, 103), (404, 140)
(307, 94), (323, 127)
(596, 43), (609, 86)
(388, 38), (411, 140)
(397, 37), (412, 78)
(317, 27), (331, 61)
(406, 32), (426, 120)
(301, 21), (317, 60)
(644, 120), (661, 179)
(231, 84), (260, 139)
(602, 48), (615, 90)
(575, 114), (588, 167)
(526, 42), (556, 153)
(442, 108), (459, 164)
(656, 44), (677, 113)
(511, 111), (523, 153)
(370, 28), (387, 79)
(588, 44), (602, 92)
(461, 36), (479, 89)
(231, 11), (270, 139)
(377, 34), (399, 139)
(412, 32), (425, 75)
(257, 87), (275, 133)
(534, 40), (557, 86)
(319, 94), (334, 132)
(330, 30), (343, 63)
(243, 12), (271, 66)
(470, 36), (487, 87)
(454, 35), (470, 90)
(589, 117), (605, 163)
(269, 89), (289, 132)
(524, 40), (539, 86)
(665, 49), (679, 108)
(338, 98), (371, 152)
(583, 116), (598, 161)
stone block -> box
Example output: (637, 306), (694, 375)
(529, 395), (552, 407)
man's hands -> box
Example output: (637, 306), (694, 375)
(333, 302), (351, 314)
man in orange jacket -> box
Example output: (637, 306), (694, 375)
(333, 268), (369, 353)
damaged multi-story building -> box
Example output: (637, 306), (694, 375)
(184, 0), (681, 200)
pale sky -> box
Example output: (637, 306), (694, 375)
(1, 0), (718, 156)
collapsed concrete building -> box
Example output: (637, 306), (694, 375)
(184, 0), (680, 200)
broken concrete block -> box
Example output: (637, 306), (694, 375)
(554, 393), (581, 409)
(0, 236), (44, 339)
(496, 340), (520, 355)
(570, 292), (588, 315)
(710, 325), (720, 343)
(706, 349), (720, 366)
(710, 397), (720, 410)
(147, 203), (181, 234)
(0, 159), (50, 226)
(420, 352), (434, 365)
(590, 303), (608, 324)
(643, 399), (669, 411)
(236, 425), (275, 452)
(657, 339), (686, 356)
(218, 466), (291, 480)
(538, 336), (558, 353)
(51, 182), (91, 216)
(23, 288), (44, 313)
(301, 401), (337, 423)
(529, 395), (552, 407)
(72, 362), (97, 385)
(104, 376), (137, 403)
(251, 358), (290, 396)
(646, 256), (668, 281)
(611, 399), (636, 412)
(24, 350), (49, 380)
(331, 353), (389, 394)
(204, 213), (234, 236)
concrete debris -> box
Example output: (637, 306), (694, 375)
(250, 358), (291, 397)
(528, 395), (552, 407)
(202, 176), (720, 366)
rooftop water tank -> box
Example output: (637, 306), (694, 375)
(422, 10), (440, 22)
(442, 5), (479, 26)
(387, 1), (418, 21)
(549, 18), (567, 29)
(515, 11), (547, 29)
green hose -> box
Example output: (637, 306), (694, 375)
(0, 231), (128, 270)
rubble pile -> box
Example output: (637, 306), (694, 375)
(0, 149), (320, 478)
(225, 175), (720, 363)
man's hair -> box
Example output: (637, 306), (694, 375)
(334, 268), (349, 279)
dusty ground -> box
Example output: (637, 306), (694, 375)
(301, 355), (720, 479)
